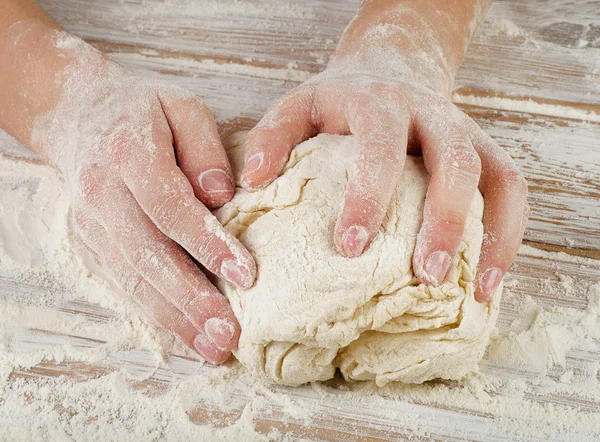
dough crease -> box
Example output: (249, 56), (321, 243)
(215, 133), (500, 387)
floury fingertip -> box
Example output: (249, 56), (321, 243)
(423, 250), (451, 286)
(240, 152), (265, 188)
(221, 258), (254, 288)
(198, 169), (233, 195)
(340, 225), (369, 258)
(193, 333), (230, 364)
(204, 317), (237, 351)
(479, 267), (502, 301)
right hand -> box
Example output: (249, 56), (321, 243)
(27, 35), (256, 364)
(240, 0), (529, 303)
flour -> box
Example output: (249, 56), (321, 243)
(453, 93), (600, 122)
(144, 0), (317, 21)
(489, 18), (523, 37)
(1, 139), (600, 440)
(1, 3), (600, 438)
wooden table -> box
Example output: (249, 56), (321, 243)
(1, 0), (600, 440)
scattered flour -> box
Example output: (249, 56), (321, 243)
(0, 0), (598, 439)
(489, 18), (524, 37)
(1, 145), (600, 440)
(108, 53), (314, 83)
(453, 93), (600, 123)
(145, 1), (318, 21)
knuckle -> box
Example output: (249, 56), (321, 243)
(440, 137), (481, 188)
(123, 274), (144, 299)
(127, 244), (159, 276)
(366, 82), (395, 97)
(175, 288), (202, 312)
(380, 144), (404, 165)
(359, 143), (403, 168)
(287, 84), (314, 105)
(257, 87), (309, 129)
(502, 169), (528, 194)
(184, 97), (213, 121)
(152, 195), (185, 234)
(188, 230), (219, 268)
(366, 85), (406, 112)
(346, 193), (387, 222)
(107, 131), (135, 166)
(75, 165), (104, 205)
(447, 141), (481, 175)
(441, 210), (466, 232)
(147, 180), (195, 236)
(187, 95), (210, 112)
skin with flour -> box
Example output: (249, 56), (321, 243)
(0, 0), (528, 365)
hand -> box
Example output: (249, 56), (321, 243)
(240, 0), (528, 302)
(13, 30), (257, 364)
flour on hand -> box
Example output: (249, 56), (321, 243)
(215, 133), (501, 386)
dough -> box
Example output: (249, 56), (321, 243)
(215, 133), (501, 387)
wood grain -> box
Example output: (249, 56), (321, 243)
(37, 0), (600, 109)
(5, 247), (600, 441)
(1, 0), (600, 440)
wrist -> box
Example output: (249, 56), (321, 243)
(29, 36), (131, 178)
(0, 19), (125, 174)
(0, 0), (66, 146)
(326, 47), (451, 96)
(329, 0), (491, 96)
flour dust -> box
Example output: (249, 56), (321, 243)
(1, 144), (600, 440)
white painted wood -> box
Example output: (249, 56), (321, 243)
(5, 248), (600, 441)
(36, 0), (600, 108)
(460, 0), (600, 107)
(2, 0), (600, 439)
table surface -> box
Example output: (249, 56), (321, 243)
(1, 0), (600, 440)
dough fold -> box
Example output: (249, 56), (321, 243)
(215, 133), (500, 387)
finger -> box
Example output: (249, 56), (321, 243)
(76, 175), (242, 355)
(465, 119), (529, 302)
(97, 186), (243, 351)
(240, 85), (317, 189)
(74, 212), (232, 363)
(412, 104), (482, 286)
(334, 96), (410, 257)
(119, 130), (256, 289)
(158, 87), (234, 208)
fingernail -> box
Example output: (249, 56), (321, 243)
(424, 251), (451, 286)
(193, 333), (229, 364)
(480, 267), (503, 300)
(204, 317), (237, 351)
(341, 225), (369, 257)
(241, 153), (265, 186)
(198, 169), (232, 195)
(221, 258), (252, 288)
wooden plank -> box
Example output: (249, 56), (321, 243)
(2, 1), (599, 438)
(458, 0), (600, 108)
(36, 0), (600, 111)
(37, 0), (351, 72)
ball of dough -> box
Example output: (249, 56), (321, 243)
(215, 133), (500, 387)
